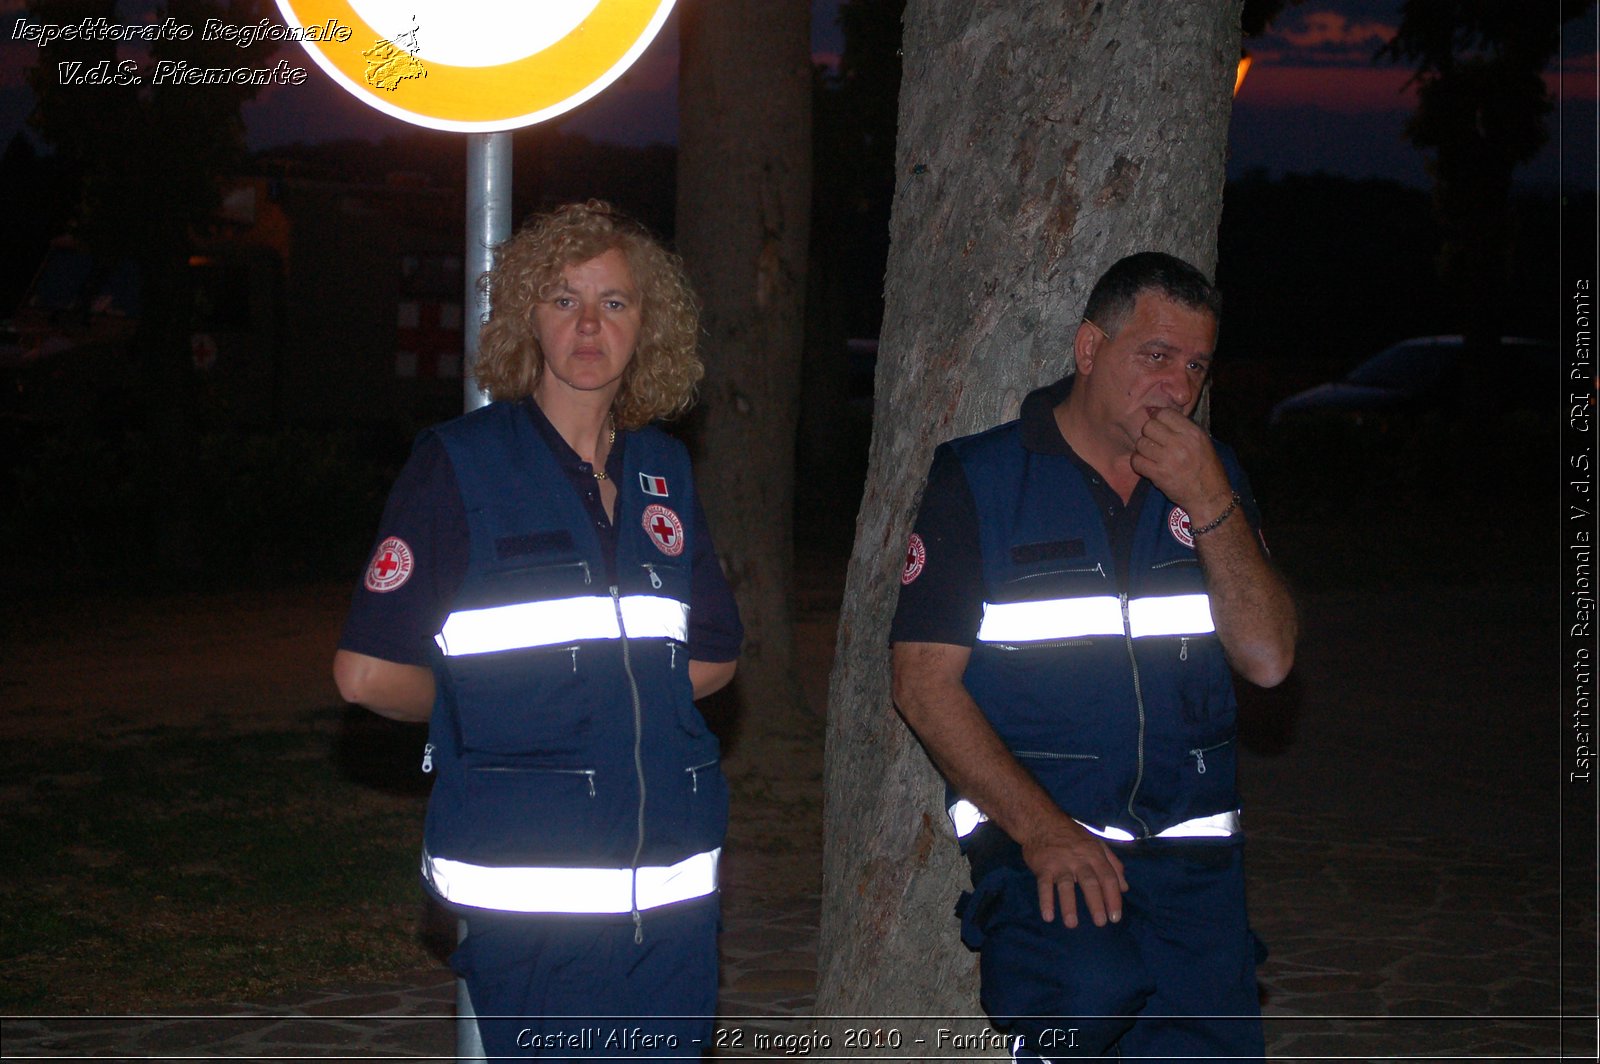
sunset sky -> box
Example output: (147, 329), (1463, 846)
(0, 1), (1594, 189)
(1227, 0), (1595, 187)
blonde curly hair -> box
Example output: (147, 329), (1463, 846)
(473, 201), (702, 429)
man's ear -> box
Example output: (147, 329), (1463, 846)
(1073, 321), (1099, 375)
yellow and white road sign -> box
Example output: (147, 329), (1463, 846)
(275, 1), (677, 132)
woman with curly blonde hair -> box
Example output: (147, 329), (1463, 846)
(334, 201), (743, 1058)
(475, 200), (703, 429)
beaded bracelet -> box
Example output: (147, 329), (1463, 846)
(1191, 493), (1241, 537)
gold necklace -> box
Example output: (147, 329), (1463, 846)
(591, 415), (616, 481)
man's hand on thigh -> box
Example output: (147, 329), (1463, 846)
(1020, 818), (1128, 927)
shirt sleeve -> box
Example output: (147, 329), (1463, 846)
(686, 490), (744, 663)
(889, 444), (986, 646)
(338, 435), (469, 666)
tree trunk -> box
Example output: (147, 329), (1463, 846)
(675, 0), (814, 735)
(816, 0), (1241, 1046)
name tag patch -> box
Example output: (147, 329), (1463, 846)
(1010, 538), (1085, 565)
(495, 530), (575, 559)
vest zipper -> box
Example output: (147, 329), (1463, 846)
(529, 642), (581, 670)
(611, 584), (648, 944)
(499, 558), (592, 584)
(1189, 739), (1232, 775)
(1011, 561), (1106, 582)
(1120, 593), (1152, 838)
(1179, 636), (1189, 662)
(469, 764), (597, 797)
(642, 563), (663, 590)
(992, 638), (1093, 652)
(686, 758), (718, 793)
(420, 743), (434, 774)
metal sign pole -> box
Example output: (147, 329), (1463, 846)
(463, 132), (512, 413)
(454, 132), (512, 1063)
(454, 919), (487, 1062)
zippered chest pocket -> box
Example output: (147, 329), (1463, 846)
(447, 643), (603, 756)
(637, 559), (689, 603)
(455, 555), (595, 611)
(993, 561), (1109, 603)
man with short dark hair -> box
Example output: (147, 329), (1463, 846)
(891, 252), (1296, 1060)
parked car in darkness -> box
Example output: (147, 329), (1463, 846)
(1269, 335), (1556, 426)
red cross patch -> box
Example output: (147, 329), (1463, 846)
(1168, 507), (1194, 549)
(901, 533), (926, 585)
(364, 536), (414, 593)
(642, 504), (685, 557)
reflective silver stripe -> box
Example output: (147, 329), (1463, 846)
(616, 595), (691, 642)
(948, 798), (989, 838)
(976, 596), (1123, 642)
(1079, 809), (1240, 841)
(947, 800), (1239, 841)
(1012, 1035), (1054, 1064)
(975, 593), (1213, 644)
(421, 847), (720, 913)
(435, 595), (689, 656)
(1126, 593), (1215, 638)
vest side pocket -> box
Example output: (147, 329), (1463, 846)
(1014, 749), (1106, 826)
(1167, 733), (1239, 828)
(1176, 635), (1234, 726)
(453, 754), (609, 864)
(639, 753), (728, 865)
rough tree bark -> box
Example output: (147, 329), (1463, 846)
(675, 0), (813, 730)
(816, 0), (1242, 1047)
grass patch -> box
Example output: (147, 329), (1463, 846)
(1, 710), (441, 1013)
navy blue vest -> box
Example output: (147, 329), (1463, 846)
(951, 420), (1245, 840)
(419, 402), (727, 893)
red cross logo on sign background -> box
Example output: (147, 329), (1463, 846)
(365, 536), (415, 592)
(642, 504), (685, 557)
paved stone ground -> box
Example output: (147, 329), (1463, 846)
(3, 576), (1594, 1061)
(1235, 582), (1596, 1062)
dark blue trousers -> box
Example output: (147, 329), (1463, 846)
(453, 896), (718, 1060)
(960, 832), (1264, 1062)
